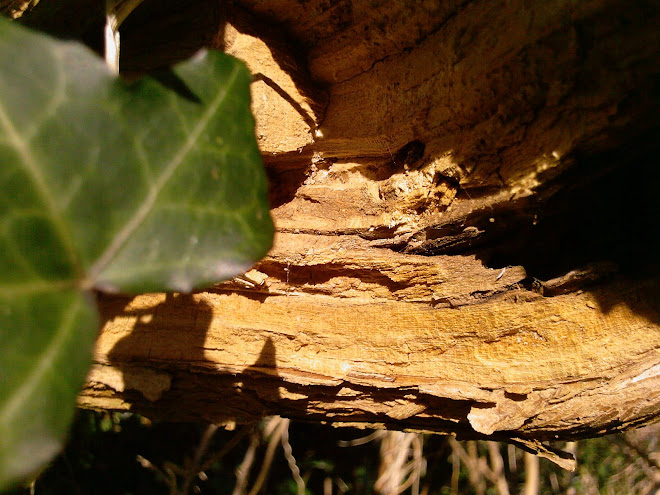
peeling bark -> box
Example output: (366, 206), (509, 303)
(14, 0), (658, 464)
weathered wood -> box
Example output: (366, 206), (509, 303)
(85, 248), (660, 438)
(50, 0), (658, 462)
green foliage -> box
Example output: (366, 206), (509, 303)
(0, 16), (272, 491)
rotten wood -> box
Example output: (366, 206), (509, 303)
(13, 0), (658, 464)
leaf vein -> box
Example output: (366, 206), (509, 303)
(0, 101), (79, 273)
(0, 294), (82, 426)
(86, 63), (242, 284)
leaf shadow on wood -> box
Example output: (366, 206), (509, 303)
(96, 291), (485, 433)
(101, 293), (215, 411)
(98, 293), (289, 425)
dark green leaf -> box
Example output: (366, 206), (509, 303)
(0, 16), (272, 490)
(0, 290), (98, 486)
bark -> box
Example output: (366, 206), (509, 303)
(16, 0), (658, 467)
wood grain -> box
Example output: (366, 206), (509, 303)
(64, 0), (660, 461)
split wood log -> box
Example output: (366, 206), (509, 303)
(15, 0), (658, 467)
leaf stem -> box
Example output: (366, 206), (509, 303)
(104, 0), (146, 74)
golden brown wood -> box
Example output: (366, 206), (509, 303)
(64, 0), (659, 464)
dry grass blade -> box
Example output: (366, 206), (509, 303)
(179, 424), (218, 495)
(523, 452), (539, 495)
(246, 417), (287, 495)
(375, 432), (425, 495)
(280, 418), (306, 495)
(201, 425), (253, 473)
(338, 430), (386, 447)
(486, 442), (510, 495)
(232, 430), (260, 495)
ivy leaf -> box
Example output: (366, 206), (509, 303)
(0, 17), (273, 490)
